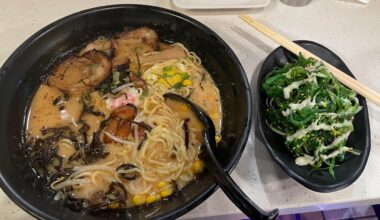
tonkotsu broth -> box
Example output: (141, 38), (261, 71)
(25, 27), (222, 211)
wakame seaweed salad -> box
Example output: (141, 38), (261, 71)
(262, 54), (362, 177)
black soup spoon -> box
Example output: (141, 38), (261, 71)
(163, 93), (279, 220)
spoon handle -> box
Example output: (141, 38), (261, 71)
(204, 132), (278, 220)
(213, 167), (279, 220)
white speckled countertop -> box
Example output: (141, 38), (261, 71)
(1, 0), (380, 219)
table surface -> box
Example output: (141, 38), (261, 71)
(1, 0), (380, 219)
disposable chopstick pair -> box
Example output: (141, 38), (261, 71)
(239, 15), (380, 106)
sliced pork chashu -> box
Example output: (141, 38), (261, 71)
(79, 37), (112, 56)
(139, 45), (187, 71)
(111, 27), (159, 73)
(48, 50), (111, 95)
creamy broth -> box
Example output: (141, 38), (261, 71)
(27, 85), (82, 138)
(26, 27), (222, 212)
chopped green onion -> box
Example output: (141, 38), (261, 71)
(173, 82), (183, 89)
(163, 66), (172, 71)
(182, 72), (190, 80)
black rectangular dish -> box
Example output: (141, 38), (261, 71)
(257, 40), (371, 192)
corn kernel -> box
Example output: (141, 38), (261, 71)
(157, 78), (171, 87)
(132, 195), (146, 206)
(182, 79), (192, 86)
(215, 135), (221, 143)
(193, 159), (204, 173)
(160, 189), (172, 198)
(164, 70), (176, 76)
(108, 203), (119, 209)
(157, 181), (169, 189)
(180, 104), (189, 111)
(146, 194), (161, 204)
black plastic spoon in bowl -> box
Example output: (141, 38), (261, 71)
(164, 93), (279, 220)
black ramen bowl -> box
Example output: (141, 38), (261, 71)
(257, 40), (370, 192)
(0, 5), (252, 220)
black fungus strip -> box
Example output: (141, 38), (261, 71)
(40, 126), (78, 145)
(41, 126), (71, 136)
(28, 127), (79, 176)
(53, 96), (63, 105)
(63, 181), (127, 212)
(68, 149), (84, 163)
(131, 121), (151, 150)
(78, 121), (90, 147)
(116, 164), (139, 180)
(83, 105), (105, 118)
(79, 122), (90, 134)
(99, 118), (110, 131)
(83, 132), (109, 164)
(137, 135), (146, 151)
(183, 118), (190, 149)
(104, 182), (127, 206)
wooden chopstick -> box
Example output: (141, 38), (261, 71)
(239, 14), (380, 106)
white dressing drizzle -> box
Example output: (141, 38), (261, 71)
(320, 146), (351, 161)
(286, 120), (352, 142)
(322, 132), (351, 150)
(283, 69), (329, 99)
(295, 154), (315, 166)
(282, 96), (316, 116)
(283, 77), (316, 99)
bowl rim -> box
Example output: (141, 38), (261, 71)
(257, 40), (371, 193)
(0, 4), (252, 220)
